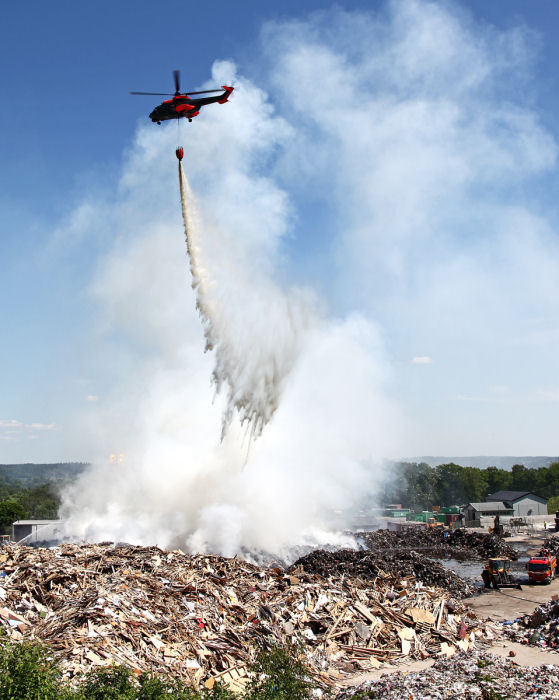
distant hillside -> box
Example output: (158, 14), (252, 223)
(407, 456), (559, 470)
(0, 463), (88, 484)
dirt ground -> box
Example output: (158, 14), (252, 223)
(466, 577), (559, 621)
(467, 530), (559, 621)
(341, 531), (559, 688)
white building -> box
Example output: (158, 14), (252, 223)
(11, 520), (64, 544)
(463, 502), (513, 524)
(486, 491), (547, 517)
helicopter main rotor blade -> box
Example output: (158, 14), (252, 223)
(130, 87), (224, 96)
(173, 69), (180, 94)
(185, 89), (223, 95)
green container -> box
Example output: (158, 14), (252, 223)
(435, 513), (447, 522)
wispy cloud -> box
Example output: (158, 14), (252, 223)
(454, 394), (505, 403)
(264, 0), (559, 453)
(532, 389), (559, 403)
(0, 419), (56, 442)
(411, 356), (433, 365)
(86, 395), (99, 403)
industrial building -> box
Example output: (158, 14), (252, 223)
(11, 520), (64, 544)
(486, 491), (548, 517)
(462, 502), (513, 525)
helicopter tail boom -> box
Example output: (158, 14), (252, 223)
(218, 86), (234, 104)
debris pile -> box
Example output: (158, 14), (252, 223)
(0, 543), (491, 689)
(500, 598), (559, 651)
(334, 650), (559, 699)
(542, 537), (559, 557)
(291, 549), (474, 598)
(358, 528), (519, 561)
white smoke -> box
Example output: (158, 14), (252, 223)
(60, 60), (399, 553)
(60, 0), (559, 552)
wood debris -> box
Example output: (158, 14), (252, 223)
(0, 543), (494, 688)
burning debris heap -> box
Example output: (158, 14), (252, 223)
(0, 543), (495, 690)
(358, 528), (519, 561)
(291, 549), (474, 599)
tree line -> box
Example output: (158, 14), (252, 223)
(0, 482), (61, 534)
(382, 461), (559, 511)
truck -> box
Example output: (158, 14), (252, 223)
(527, 552), (557, 584)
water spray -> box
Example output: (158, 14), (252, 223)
(176, 154), (304, 442)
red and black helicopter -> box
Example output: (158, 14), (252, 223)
(131, 70), (234, 125)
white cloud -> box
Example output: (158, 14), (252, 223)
(0, 420), (23, 429)
(0, 419), (56, 442)
(411, 356), (433, 365)
(86, 395), (99, 403)
(532, 389), (559, 403)
(455, 394), (505, 403)
(261, 0), (559, 453)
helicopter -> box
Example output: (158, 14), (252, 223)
(131, 70), (234, 124)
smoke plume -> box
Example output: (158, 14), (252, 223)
(59, 60), (399, 553)
(59, 0), (559, 553)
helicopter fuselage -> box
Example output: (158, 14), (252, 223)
(149, 87), (233, 124)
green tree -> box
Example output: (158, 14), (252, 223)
(0, 641), (72, 700)
(547, 495), (559, 515)
(485, 466), (512, 496)
(244, 645), (314, 700)
(461, 467), (489, 503)
(0, 499), (26, 532)
(511, 464), (531, 492)
(434, 463), (468, 505)
(20, 483), (60, 519)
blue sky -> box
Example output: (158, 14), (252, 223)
(2, 0), (559, 464)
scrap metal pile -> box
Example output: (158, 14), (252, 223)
(542, 537), (559, 557)
(0, 543), (493, 689)
(500, 597), (559, 651)
(335, 650), (559, 699)
(358, 528), (519, 561)
(290, 549), (474, 598)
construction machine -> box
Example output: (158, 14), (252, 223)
(482, 558), (522, 590)
(427, 517), (444, 528)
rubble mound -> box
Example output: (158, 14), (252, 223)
(500, 597), (559, 651)
(335, 650), (559, 699)
(541, 536), (559, 557)
(290, 549), (474, 598)
(359, 528), (519, 561)
(0, 543), (491, 690)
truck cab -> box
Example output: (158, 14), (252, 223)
(528, 553), (557, 584)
